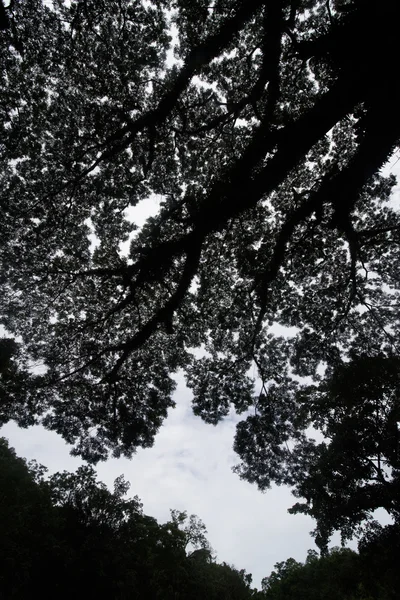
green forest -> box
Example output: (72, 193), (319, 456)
(1, 0), (400, 596)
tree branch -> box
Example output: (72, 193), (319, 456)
(67, 0), (267, 183)
(252, 95), (400, 337)
(105, 234), (203, 382)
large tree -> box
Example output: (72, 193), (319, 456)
(234, 354), (400, 549)
(0, 0), (399, 516)
(261, 548), (362, 600)
(260, 524), (400, 599)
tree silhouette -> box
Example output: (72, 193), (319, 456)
(1, 0), (399, 472)
(234, 354), (400, 548)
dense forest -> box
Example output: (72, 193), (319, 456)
(1, 0), (400, 595)
(1, 438), (399, 599)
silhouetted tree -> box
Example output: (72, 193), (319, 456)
(358, 522), (400, 600)
(261, 543), (400, 600)
(0, 438), (58, 598)
(1, 0), (399, 463)
(234, 354), (400, 547)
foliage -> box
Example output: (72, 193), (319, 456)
(262, 540), (400, 600)
(1, 437), (399, 598)
(357, 522), (400, 600)
(1, 0), (400, 464)
(0, 437), (59, 598)
(0, 337), (37, 428)
(1, 0), (400, 553)
(262, 549), (362, 600)
(234, 354), (400, 548)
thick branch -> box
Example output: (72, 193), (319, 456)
(112, 68), (364, 295)
(358, 224), (400, 239)
(63, 36), (400, 381)
(253, 96), (400, 332)
(90, 69), (365, 324)
(259, 0), (283, 121)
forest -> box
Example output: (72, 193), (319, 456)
(1, 0), (400, 596)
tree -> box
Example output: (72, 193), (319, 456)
(358, 522), (400, 600)
(44, 464), (188, 598)
(0, 337), (40, 428)
(262, 548), (365, 600)
(260, 529), (400, 600)
(1, 0), (399, 473)
(170, 509), (213, 554)
(234, 354), (400, 549)
(185, 560), (255, 600)
(0, 437), (58, 598)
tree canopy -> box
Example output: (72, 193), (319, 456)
(234, 353), (400, 548)
(1, 0), (400, 546)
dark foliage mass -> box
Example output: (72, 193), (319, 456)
(262, 535), (400, 600)
(1, 0), (400, 548)
(234, 354), (400, 548)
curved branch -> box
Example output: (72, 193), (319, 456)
(51, 31), (400, 382)
(89, 69), (366, 337)
(252, 95), (400, 335)
(105, 234), (203, 382)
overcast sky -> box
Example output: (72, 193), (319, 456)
(2, 139), (399, 593)
(1, 383), (338, 590)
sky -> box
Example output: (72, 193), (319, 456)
(2, 372), (393, 588)
(2, 155), (400, 590)
(0, 188), (324, 588)
(0, 189), (329, 588)
(0, 384), (330, 589)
